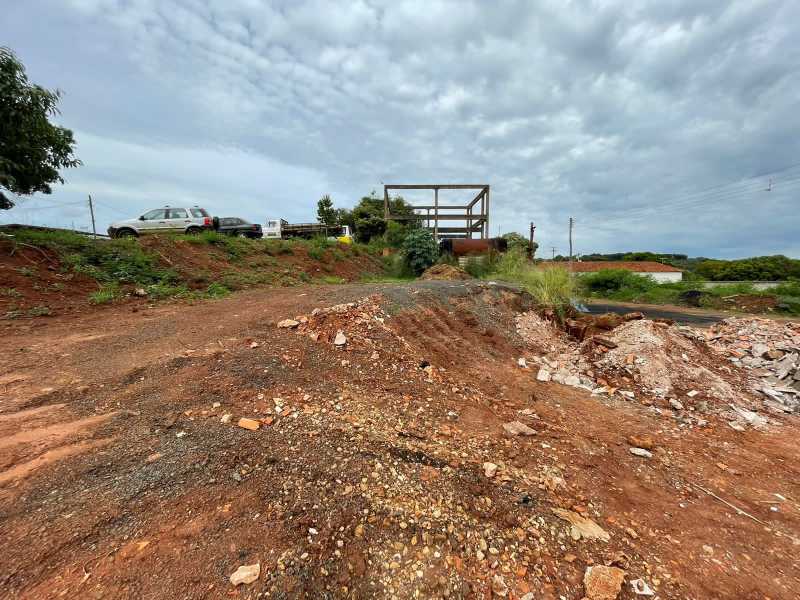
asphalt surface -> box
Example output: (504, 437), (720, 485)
(585, 301), (725, 326)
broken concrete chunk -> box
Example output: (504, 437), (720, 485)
(491, 573), (508, 597)
(277, 319), (299, 329)
(502, 421), (536, 436)
(630, 578), (655, 596)
(237, 418), (260, 431)
(536, 368), (551, 382)
(626, 435), (654, 450)
(483, 462), (498, 478)
(669, 398), (684, 411)
(517, 357), (528, 368)
(229, 563), (260, 586)
(584, 565), (626, 600)
(629, 447), (652, 458)
(334, 331), (347, 346)
(552, 508), (610, 542)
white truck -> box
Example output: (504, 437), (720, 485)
(264, 219), (351, 243)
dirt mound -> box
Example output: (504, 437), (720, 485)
(516, 310), (761, 426)
(419, 263), (472, 281)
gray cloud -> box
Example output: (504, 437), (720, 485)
(2, 0), (799, 257)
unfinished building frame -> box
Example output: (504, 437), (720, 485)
(383, 184), (490, 240)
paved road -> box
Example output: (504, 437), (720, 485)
(585, 301), (726, 327)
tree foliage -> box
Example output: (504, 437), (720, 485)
(0, 47), (80, 209)
(694, 256), (800, 281)
(316, 194), (337, 225)
(501, 231), (538, 257)
(351, 191), (417, 243)
(401, 228), (438, 275)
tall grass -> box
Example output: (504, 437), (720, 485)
(491, 248), (576, 314)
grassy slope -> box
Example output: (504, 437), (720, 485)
(1, 228), (386, 312)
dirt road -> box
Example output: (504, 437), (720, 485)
(1, 282), (799, 599)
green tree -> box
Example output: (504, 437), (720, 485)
(402, 228), (438, 275)
(350, 191), (418, 243)
(501, 231), (538, 257)
(0, 47), (80, 209)
(316, 194), (337, 225)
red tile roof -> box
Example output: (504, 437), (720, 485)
(543, 261), (683, 273)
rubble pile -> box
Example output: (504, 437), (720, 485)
(419, 263), (473, 281)
(705, 317), (800, 414)
(277, 296), (388, 347)
(516, 311), (767, 427)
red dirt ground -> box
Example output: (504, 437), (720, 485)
(0, 281), (798, 599)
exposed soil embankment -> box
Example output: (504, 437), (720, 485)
(0, 280), (798, 599)
(0, 231), (385, 322)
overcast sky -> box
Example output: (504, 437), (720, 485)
(3, 0), (799, 258)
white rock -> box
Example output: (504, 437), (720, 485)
(491, 574), (508, 597)
(220, 413), (232, 424)
(277, 319), (299, 329)
(229, 563), (260, 586)
(517, 357), (528, 368)
(536, 368), (551, 382)
(334, 331), (347, 346)
(630, 447), (653, 458)
(687, 390), (700, 398)
(483, 462), (498, 478)
(502, 421), (537, 436)
(564, 375), (581, 387)
(669, 399), (684, 411)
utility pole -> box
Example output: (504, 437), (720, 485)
(529, 222), (536, 259)
(88, 195), (97, 240)
(568, 217), (574, 266)
(551, 246), (557, 260)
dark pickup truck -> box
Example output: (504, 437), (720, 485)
(214, 217), (263, 239)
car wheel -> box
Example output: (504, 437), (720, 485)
(186, 226), (202, 235)
(116, 228), (138, 238)
(237, 232), (249, 238)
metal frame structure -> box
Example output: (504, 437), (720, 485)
(383, 184), (490, 240)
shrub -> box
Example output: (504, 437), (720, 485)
(580, 269), (656, 295)
(205, 282), (230, 298)
(89, 285), (119, 304)
(401, 229), (438, 275)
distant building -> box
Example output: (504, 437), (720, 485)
(547, 261), (683, 283)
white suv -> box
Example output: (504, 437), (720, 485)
(107, 206), (214, 238)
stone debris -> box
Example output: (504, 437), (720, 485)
(629, 447), (653, 459)
(516, 310), (797, 427)
(277, 319), (300, 329)
(706, 317), (800, 414)
(627, 435), (655, 450)
(491, 573), (509, 597)
(630, 578), (655, 596)
(483, 462), (498, 478)
(229, 563), (260, 586)
(552, 508), (610, 542)
(583, 565), (626, 600)
(334, 331), (347, 346)
(502, 421), (537, 436)
(237, 417), (260, 431)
